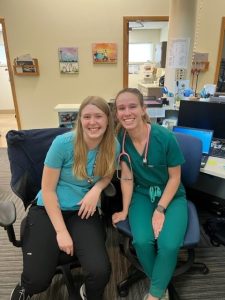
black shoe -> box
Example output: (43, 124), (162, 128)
(10, 283), (31, 300)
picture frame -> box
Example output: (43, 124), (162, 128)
(92, 43), (117, 64)
(58, 47), (79, 74)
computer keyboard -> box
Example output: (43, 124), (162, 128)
(201, 155), (208, 168)
(211, 140), (225, 158)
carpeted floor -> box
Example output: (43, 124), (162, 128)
(1, 148), (225, 300)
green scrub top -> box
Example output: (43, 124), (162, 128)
(118, 123), (186, 203)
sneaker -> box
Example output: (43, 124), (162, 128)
(80, 283), (87, 300)
(10, 283), (31, 300)
(161, 289), (169, 300)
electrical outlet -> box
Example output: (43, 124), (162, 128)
(175, 68), (186, 81)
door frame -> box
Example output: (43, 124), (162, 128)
(123, 16), (169, 88)
(0, 18), (21, 129)
(214, 17), (225, 85)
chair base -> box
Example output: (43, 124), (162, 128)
(117, 267), (146, 297)
(56, 262), (80, 300)
(168, 282), (180, 300)
(117, 252), (209, 298)
(174, 249), (209, 277)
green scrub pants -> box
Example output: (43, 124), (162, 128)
(129, 191), (188, 298)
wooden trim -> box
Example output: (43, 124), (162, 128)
(0, 18), (21, 129)
(123, 16), (169, 88)
(214, 17), (225, 85)
(0, 109), (15, 114)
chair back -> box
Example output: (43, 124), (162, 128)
(174, 132), (202, 187)
(6, 128), (70, 209)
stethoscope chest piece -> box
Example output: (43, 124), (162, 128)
(143, 158), (148, 165)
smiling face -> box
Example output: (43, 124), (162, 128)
(80, 103), (108, 145)
(116, 92), (146, 131)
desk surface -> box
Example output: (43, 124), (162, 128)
(201, 156), (225, 179)
(54, 104), (80, 112)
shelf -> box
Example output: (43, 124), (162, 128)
(13, 58), (40, 76)
(191, 61), (209, 73)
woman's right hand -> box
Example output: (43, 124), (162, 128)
(112, 211), (128, 226)
(56, 229), (74, 256)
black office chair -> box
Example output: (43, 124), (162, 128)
(0, 127), (114, 300)
(115, 132), (209, 299)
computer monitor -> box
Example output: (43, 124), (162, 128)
(173, 126), (213, 155)
(177, 100), (225, 139)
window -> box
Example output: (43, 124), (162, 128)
(129, 43), (153, 63)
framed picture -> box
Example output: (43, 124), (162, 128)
(92, 43), (117, 64)
(58, 47), (79, 74)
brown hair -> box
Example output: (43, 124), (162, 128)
(73, 96), (116, 179)
(114, 88), (150, 132)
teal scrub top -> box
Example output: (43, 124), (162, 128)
(118, 123), (186, 203)
(36, 131), (120, 211)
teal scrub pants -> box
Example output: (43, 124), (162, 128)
(129, 191), (188, 298)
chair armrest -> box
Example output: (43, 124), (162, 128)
(116, 218), (133, 238)
(0, 200), (16, 227)
(0, 200), (22, 247)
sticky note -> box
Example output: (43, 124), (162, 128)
(207, 159), (217, 166)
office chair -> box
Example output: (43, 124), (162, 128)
(0, 127), (114, 300)
(115, 132), (209, 299)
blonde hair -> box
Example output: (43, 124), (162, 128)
(114, 88), (150, 133)
(73, 96), (116, 179)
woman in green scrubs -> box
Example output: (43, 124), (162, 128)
(112, 88), (188, 300)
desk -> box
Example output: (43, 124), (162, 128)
(201, 156), (225, 179)
(194, 157), (225, 200)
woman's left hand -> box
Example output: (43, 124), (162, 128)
(78, 187), (101, 219)
(112, 211), (128, 226)
(152, 210), (165, 239)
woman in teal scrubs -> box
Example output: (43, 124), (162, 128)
(112, 88), (188, 300)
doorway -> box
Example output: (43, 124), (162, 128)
(123, 16), (169, 89)
(0, 18), (20, 147)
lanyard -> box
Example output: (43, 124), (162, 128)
(87, 151), (98, 184)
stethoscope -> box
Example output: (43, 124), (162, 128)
(119, 124), (150, 168)
(117, 124), (167, 175)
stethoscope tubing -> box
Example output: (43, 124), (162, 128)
(121, 124), (150, 165)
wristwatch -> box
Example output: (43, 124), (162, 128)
(156, 204), (166, 214)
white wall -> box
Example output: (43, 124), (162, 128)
(160, 25), (168, 42)
(0, 0), (169, 129)
(129, 29), (160, 44)
(0, 31), (14, 110)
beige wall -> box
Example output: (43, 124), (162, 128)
(0, 0), (169, 129)
(195, 0), (225, 90)
(1, 0), (225, 128)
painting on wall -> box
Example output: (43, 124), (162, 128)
(92, 43), (117, 64)
(58, 47), (79, 74)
